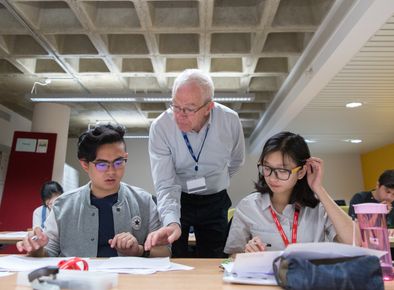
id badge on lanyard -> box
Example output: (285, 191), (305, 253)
(183, 125), (210, 194)
(186, 177), (207, 194)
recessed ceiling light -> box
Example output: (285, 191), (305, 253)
(305, 139), (317, 143)
(344, 139), (362, 143)
(345, 102), (363, 108)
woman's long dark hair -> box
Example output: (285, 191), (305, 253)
(255, 131), (319, 208)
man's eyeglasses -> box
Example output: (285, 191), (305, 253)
(91, 157), (127, 172)
(169, 101), (210, 115)
(257, 164), (302, 181)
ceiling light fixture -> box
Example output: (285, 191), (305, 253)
(305, 139), (317, 143)
(124, 135), (149, 139)
(31, 97), (137, 102)
(28, 93), (255, 103)
(344, 139), (362, 144)
(345, 102), (363, 108)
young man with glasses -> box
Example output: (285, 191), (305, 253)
(146, 69), (245, 258)
(224, 131), (358, 255)
(17, 124), (170, 258)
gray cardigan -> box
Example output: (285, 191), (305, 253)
(44, 182), (160, 257)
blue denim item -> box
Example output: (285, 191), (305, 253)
(273, 255), (383, 290)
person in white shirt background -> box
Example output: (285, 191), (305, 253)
(32, 181), (63, 229)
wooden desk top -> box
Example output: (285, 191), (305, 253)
(1, 258), (394, 290)
(0, 258), (276, 290)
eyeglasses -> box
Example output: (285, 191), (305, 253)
(91, 157), (127, 172)
(169, 101), (210, 115)
(257, 164), (302, 181)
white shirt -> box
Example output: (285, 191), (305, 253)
(149, 102), (245, 226)
(224, 192), (337, 254)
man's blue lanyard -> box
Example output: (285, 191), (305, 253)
(182, 125), (210, 172)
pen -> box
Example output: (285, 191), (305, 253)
(253, 240), (271, 247)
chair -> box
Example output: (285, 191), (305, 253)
(227, 208), (235, 222)
(340, 205), (349, 214)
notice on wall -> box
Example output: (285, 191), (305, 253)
(36, 139), (49, 153)
(15, 138), (37, 152)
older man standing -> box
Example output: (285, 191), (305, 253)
(146, 69), (245, 257)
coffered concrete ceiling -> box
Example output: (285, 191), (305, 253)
(0, 0), (393, 155)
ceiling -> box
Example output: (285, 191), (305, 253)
(0, 0), (393, 155)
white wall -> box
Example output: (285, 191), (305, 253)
(0, 104), (31, 147)
(65, 138), (364, 207)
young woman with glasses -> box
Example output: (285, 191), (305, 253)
(224, 131), (360, 255)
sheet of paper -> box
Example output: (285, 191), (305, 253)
(230, 251), (282, 276)
(89, 257), (171, 271)
(0, 256), (67, 272)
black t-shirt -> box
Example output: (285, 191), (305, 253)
(348, 191), (394, 228)
(90, 192), (118, 257)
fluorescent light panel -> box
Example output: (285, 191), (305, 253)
(124, 135), (149, 139)
(29, 93), (255, 103)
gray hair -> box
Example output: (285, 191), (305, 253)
(172, 69), (214, 101)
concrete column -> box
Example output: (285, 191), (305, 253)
(32, 103), (70, 183)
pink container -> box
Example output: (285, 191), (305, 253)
(353, 203), (393, 280)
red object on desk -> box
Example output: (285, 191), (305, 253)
(58, 257), (89, 271)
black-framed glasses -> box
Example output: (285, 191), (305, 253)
(91, 157), (128, 172)
(257, 163), (302, 181)
(169, 101), (210, 115)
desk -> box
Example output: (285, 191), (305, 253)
(0, 232), (26, 245)
(1, 259), (394, 290)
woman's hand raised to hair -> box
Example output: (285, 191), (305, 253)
(305, 157), (325, 195)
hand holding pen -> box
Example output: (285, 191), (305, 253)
(244, 236), (271, 253)
(16, 227), (48, 254)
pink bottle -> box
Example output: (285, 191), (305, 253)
(353, 203), (393, 280)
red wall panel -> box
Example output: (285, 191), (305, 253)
(0, 131), (57, 231)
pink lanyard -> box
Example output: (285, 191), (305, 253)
(269, 205), (300, 247)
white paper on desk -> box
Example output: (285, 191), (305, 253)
(282, 242), (386, 260)
(98, 262), (194, 275)
(230, 251), (281, 276)
(89, 257), (171, 271)
(163, 262), (194, 271)
(0, 255), (69, 272)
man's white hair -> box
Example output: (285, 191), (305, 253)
(172, 69), (214, 101)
